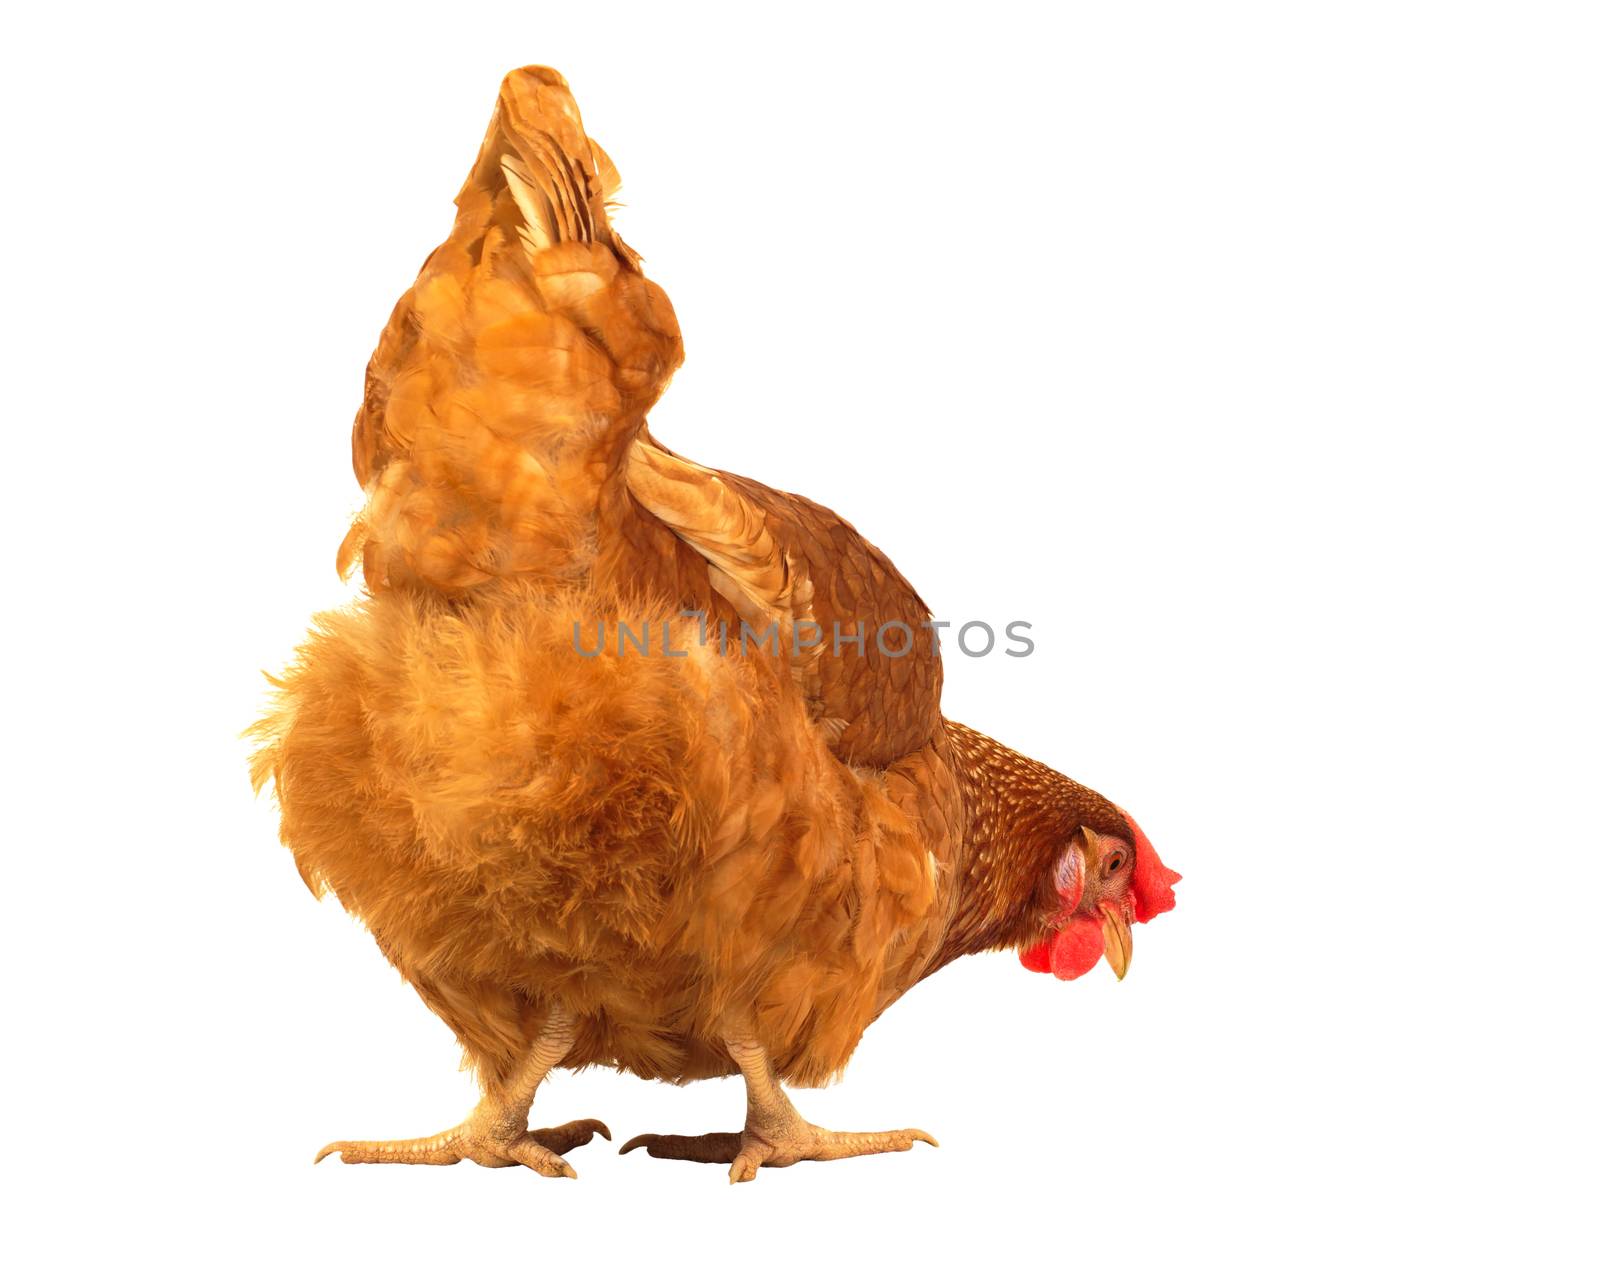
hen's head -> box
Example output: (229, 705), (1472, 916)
(1020, 813), (1180, 981)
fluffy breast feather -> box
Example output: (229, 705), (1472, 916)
(251, 583), (960, 1086)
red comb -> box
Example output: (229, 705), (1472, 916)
(1122, 810), (1180, 924)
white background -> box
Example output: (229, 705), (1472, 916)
(5, 3), (1596, 1264)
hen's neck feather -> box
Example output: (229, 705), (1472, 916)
(934, 720), (1122, 967)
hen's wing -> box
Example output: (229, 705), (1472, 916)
(343, 66), (683, 594)
(620, 437), (943, 767)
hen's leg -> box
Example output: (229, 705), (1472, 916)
(620, 1034), (936, 1183)
(315, 1003), (607, 1178)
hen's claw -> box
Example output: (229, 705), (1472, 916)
(316, 1117), (609, 1177)
(530, 1117), (611, 1153)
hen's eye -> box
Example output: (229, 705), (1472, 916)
(1106, 853), (1125, 875)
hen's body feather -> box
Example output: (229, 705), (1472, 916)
(254, 585), (964, 1087)
(254, 67), (1127, 1097)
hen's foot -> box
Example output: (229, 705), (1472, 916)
(621, 1030), (933, 1183)
(621, 1122), (936, 1182)
(317, 1117), (609, 1177)
(314, 1003), (597, 1176)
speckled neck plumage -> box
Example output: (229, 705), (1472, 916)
(936, 721), (1124, 966)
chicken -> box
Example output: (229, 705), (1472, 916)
(251, 66), (1181, 1182)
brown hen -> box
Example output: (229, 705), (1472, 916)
(252, 66), (1179, 1182)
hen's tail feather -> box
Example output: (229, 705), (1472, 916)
(345, 67), (681, 594)
(480, 67), (603, 252)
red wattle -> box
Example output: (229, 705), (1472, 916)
(1047, 915), (1106, 980)
(1017, 917), (1107, 979)
(1019, 937), (1053, 973)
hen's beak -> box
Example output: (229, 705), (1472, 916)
(1099, 900), (1132, 980)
